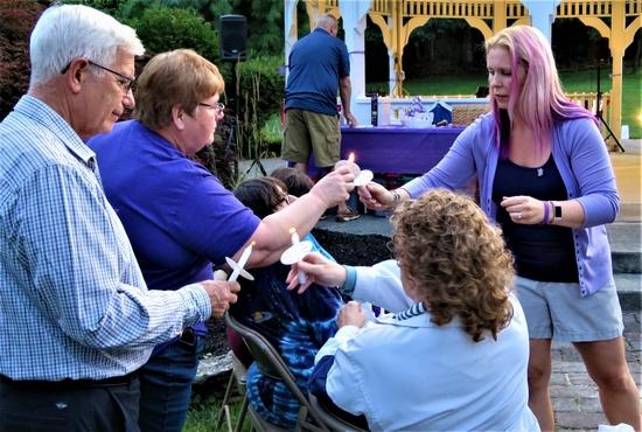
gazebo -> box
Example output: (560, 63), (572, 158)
(284, 0), (641, 141)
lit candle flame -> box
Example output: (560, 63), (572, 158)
(348, 152), (355, 163)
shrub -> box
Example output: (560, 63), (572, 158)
(124, 6), (218, 61)
(0, 0), (46, 119)
(225, 54), (284, 159)
(260, 113), (283, 146)
(237, 55), (284, 125)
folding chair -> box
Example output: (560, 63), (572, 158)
(308, 393), (368, 432)
(215, 351), (249, 432)
(225, 312), (367, 432)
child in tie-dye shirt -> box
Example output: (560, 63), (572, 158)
(231, 176), (342, 428)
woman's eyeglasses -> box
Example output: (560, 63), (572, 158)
(199, 102), (225, 116)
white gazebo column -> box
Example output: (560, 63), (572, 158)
(339, 0), (371, 116)
(387, 15), (396, 95)
(284, 0), (299, 83)
(522, 0), (561, 41)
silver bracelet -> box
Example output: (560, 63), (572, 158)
(391, 189), (401, 203)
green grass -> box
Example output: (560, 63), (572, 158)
(184, 394), (251, 432)
(370, 69), (641, 138)
(260, 113), (283, 145)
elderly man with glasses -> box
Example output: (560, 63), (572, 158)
(0, 5), (243, 431)
(88, 48), (356, 432)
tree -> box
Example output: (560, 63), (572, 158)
(123, 6), (219, 61)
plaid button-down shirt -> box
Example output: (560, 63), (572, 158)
(0, 96), (211, 381)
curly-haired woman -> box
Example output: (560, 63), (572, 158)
(290, 189), (539, 431)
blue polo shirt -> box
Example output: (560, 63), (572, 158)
(88, 120), (260, 293)
(285, 28), (350, 116)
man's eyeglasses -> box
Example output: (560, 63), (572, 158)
(199, 102), (225, 115)
(61, 59), (136, 93)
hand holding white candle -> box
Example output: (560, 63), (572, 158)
(334, 152), (359, 174)
(281, 227), (313, 284)
(226, 241), (255, 282)
(347, 152), (373, 187)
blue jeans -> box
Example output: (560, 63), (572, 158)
(138, 332), (204, 432)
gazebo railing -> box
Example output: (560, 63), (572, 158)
(568, 91), (610, 117)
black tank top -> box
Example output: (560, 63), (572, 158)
(492, 155), (578, 283)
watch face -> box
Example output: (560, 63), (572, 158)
(555, 206), (562, 218)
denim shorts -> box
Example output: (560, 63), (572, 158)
(515, 275), (624, 342)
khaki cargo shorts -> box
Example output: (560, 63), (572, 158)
(282, 108), (341, 168)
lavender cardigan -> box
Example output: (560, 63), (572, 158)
(405, 114), (619, 296)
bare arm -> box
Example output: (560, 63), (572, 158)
(501, 196), (586, 228)
(232, 166), (355, 268)
(339, 76), (357, 127)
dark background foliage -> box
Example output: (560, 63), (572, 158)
(0, 0), (47, 116)
(123, 6), (219, 61)
(1, 1), (639, 146)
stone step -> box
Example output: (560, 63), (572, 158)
(607, 222), (642, 274)
(616, 202), (641, 222)
(615, 273), (642, 312)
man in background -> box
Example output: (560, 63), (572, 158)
(282, 13), (360, 222)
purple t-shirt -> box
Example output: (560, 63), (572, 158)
(88, 120), (260, 292)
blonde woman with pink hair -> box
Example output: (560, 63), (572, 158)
(360, 25), (639, 430)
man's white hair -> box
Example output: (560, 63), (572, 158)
(316, 13), (337, 30)
(29, 4), (144, 86)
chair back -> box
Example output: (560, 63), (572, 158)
(308, 393), (369, 432)
(224, 312), (331, 432)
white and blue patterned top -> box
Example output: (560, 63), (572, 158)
(0, 96), (211, 381)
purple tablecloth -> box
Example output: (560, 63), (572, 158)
(307, 125), (465, 177)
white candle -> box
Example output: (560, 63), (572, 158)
(229, 241), (254, 282)
(289, 228), (307, 284)
(289, 227), (300, 245)
(335, 152), (357, 173)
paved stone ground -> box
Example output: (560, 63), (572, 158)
(553, 312), (641, 431)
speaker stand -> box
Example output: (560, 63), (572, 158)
(230, 58), (267, 176)
(595, 60), (624, 152)
(245, 156), (267, 176)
